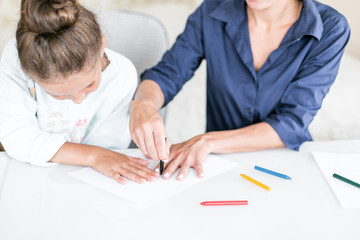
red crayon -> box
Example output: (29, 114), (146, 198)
(200, 200), (248, 206)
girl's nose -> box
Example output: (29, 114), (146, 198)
(72, 92), (86, 104)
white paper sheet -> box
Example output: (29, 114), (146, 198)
(69, 149), (238, 207)
(312, 152), (360, 208)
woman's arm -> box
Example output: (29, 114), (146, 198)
(203, 122), (285, 153)
(163, 122), (284, 180)
(130, 4), (206, 162)
(130, 80), (170, 161)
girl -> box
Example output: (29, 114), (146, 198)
(0, 0), (159, 184)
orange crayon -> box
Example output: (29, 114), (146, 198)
(240, 174), (271, 191)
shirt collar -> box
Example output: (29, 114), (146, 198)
(209, 0), (324, 42)
(209, 0), (247, 28)
(290, 0), (323, 41)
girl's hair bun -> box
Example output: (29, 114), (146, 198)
(17, 0), (102, 81)
(22, 0), (79, 34)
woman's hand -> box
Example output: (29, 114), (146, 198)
(160, 134), (213, 181)
(129, 80), (171, 162)
(130, 99), (171, 161)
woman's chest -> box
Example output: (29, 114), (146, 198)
(248, 25), (290, 72)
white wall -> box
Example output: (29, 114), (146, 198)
(321, 0), (360, 58)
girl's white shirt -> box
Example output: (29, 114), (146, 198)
(0, 39), (137, 166)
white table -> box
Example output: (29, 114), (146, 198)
(0, 140), (359, 240)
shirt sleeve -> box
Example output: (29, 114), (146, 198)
(141, 4), (205, 106)
(0, 40), (68, 166)
(264, 18), (351, 150)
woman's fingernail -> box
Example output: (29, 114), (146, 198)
(178, 174), (184, 180)
(162, 159), (168, 163)
(164, 172), (170, 179)
(200, 172), (204, 178)
(140, 178), (146, 183)
(155, 168), (160, 173)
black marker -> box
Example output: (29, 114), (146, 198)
(159, 137), (168, 175)
(160, 160), (164, 175)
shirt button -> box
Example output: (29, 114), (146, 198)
(247, 108), (251, 113)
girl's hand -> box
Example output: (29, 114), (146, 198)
(50, 143), (160, 185)
(159, 134), (213, 181)
(89, 149), (160, 185)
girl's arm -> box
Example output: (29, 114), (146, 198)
(50, 142), (159, 184)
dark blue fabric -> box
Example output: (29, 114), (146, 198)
(141, 0), (350, 150)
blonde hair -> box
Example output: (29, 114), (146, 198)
(16, 0), (102, 82)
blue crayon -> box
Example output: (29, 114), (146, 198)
(254, 166), (292, 180)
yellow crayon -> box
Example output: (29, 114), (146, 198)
(240, 174), (271, 191)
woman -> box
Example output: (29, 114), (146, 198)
(130, 0), (350, 180)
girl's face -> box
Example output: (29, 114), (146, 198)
(35, 58), (102, 104)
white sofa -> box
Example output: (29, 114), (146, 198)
(309, 53), (360, 141)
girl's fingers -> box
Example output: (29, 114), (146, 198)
(110, 171), (127, 185)
(127, 158), (159, 181)
(129, 156), (150, 166)
(118, 167), (147, 184)
(133, 165), (159, 181)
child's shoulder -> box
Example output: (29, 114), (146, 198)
(1, 39), (33, 90)
(104, 48), (137, 77)
(100, 48), (138, 96)
(1, 38), (20, 66)
(2, 38), (17, 52)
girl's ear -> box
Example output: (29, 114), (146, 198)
(100, 35), (106, 57)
